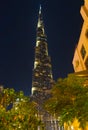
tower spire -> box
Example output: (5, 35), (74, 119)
(39, 4), (42, 14)
(37, 4), (45, 35)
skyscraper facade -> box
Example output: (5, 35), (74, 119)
(31, 5), (63, 130)
(31, 5), (54, 101)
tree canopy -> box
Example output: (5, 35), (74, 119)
(44, 74), (88, 129)
(0, 88), (43, 130)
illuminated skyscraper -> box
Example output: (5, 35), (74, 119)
(31, 5), (63, 130)
(31, 5), (54, 100)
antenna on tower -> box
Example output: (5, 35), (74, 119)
(39, 4), (42, 14)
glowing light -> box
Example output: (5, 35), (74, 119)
(36, 40), (40, 46)
(39, 5), (41, 14)
(32, 87), (38, 94)
(37, 19), (41, 27)
(34, 61), (39, 68)
(71, 126), (74, 130)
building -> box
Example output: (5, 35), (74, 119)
(72, 0), (88, 74)
(31, 5), (63, 130)
(31, 5), (54, 98)
(71, 0), (88, 130)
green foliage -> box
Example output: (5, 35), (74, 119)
(0, 88), (43, 130)
(44, 74), (88, 128)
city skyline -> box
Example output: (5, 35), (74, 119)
(0, 0), (83, 95)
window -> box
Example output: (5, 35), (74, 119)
(85, 29), (88, 38)
(85, 57), (88, 69)
(80, 45), (86, 60)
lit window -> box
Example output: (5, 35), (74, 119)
(85, 57), (88, 69)
(35, 73), (39, 76)
(36, 40), (40, 46)
(80, 45), (86, 60)
(34, 61), (39, 68)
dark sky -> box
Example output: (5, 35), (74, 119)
(0, 0), (83, 95)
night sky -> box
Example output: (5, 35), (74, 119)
(0, 0), (83, 95)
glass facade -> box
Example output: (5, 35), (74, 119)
(31, 6), (63, 130)
(32, 6), (54, 98)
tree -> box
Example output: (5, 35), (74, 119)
(44, 74), (88, 129)
(0, 88), (43, 130)
(0, 88), (16, 109)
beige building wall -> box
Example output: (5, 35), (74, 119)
(71, 1), (88, 130)
(72, 0), (88, 72)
